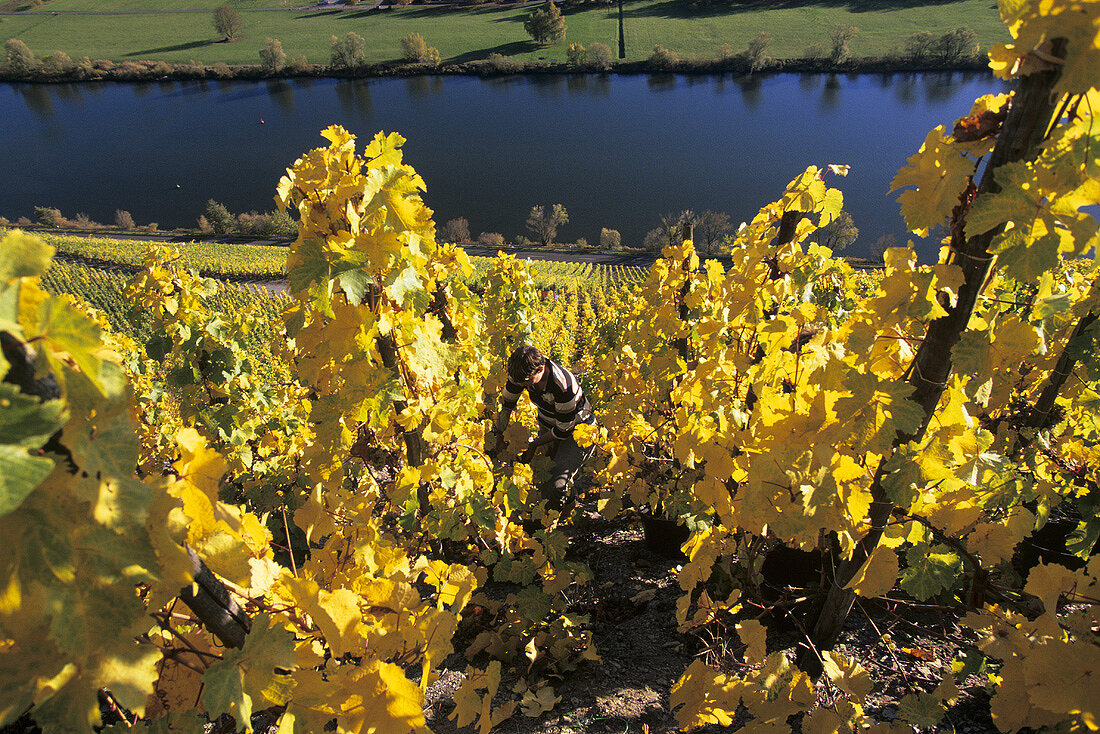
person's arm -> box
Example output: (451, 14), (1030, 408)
(490, 376), (523, 450)
(519, 428), (556, 462)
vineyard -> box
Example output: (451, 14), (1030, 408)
(31, 230), (651, 293)
(1, 1), (1099, 733)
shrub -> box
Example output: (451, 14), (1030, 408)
(648, 44), (679, 70)
(74, 56), (96, 78)
(587, 42), (612, 71)
(34, 207), (64, 228)
(400, 33), (441, 65)
(235, 210), (297, 238)
(482, 53), (522, 74)
(5, 38), (36, 75)
(600, 228), (621, 249)
(477, 232), (505, 246)
(115, 210), (135, 230)
(567, 42), (586, 65)
(40, 51), (73, 75)
(574, 237), (587, 248)
(214, 4), (243, 42)
(211, 62), (233, 78)
(72, 212), (100, 229)
(260, 37), (286, 73)
(287, 55), (311, 74)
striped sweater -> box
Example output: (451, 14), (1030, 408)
(501, 359), (593, 440)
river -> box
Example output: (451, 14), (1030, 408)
(1, 72), (1006, 260)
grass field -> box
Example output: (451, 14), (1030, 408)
(2, 0), (1007, 66)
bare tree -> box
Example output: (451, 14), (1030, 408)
(439, 217), (471, 244)
(695, 210), (732, 255)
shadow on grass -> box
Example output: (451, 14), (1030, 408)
(448, 39), (539, 62)
(623, 0), (976, 18)
(125, 39), (215, 57)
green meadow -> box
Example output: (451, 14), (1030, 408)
(2, 0), (1007, 66)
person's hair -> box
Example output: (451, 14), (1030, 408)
(508, 345), (545, 383)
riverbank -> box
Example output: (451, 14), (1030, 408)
(0, 51), (992, 83)
(1, 0), (1006, 81)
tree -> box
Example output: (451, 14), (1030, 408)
(936, 27), (978, 61)
(745, 31), (771, 72)
(524, 1), (567, 46)
(694, 210), (732, 255)
(904, 31), (938, 62)
(439, 217), (470, 244)
(600, 227), (621, 249)
(5, 38), (36, 75)
(259, 37), (286, 73)
(330, 32), (365, 69)
(643, 210), (695, 252)
(203, 200), (235, 235)
(213, 5), (243, 42)
(816, 210), (859, 251)
(526, 204), (569, 247)
(829, 24), (858, 63)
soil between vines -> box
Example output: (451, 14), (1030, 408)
(422, 500), (1001, 734)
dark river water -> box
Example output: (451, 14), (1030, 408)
(1, 72), (1007, 260)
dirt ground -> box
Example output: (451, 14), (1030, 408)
(0, 501), (999, 734)
(421, 501), (1001, 734)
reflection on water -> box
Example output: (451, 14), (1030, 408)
(1, 72), (1008, 260)
(335, 79), (372, 116)
(266, 80), (295, 114)
(736, 76), (762, 110)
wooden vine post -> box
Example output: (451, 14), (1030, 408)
(799, 40), (1067, 676)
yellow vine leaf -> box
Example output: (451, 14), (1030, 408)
(1024, 562), (1079, 615)
(844, 544), (900, 599)
(520, 684), (560, 717)
(337, 661), (427, 734)
(736, 619), (767, 665)
(990, 657), (1068, 732)
(1023, 640), (1100, 726)
(669, 659), (740, 730)
(891, 126), (975, 237)
(822, 652), (874, 702)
